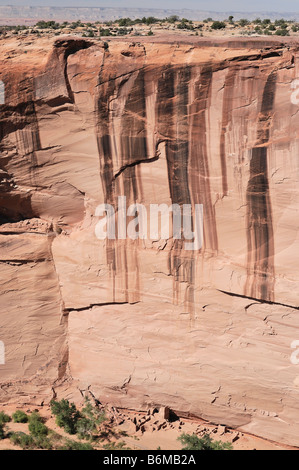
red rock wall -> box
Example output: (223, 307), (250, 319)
(1, 37), (299, 445)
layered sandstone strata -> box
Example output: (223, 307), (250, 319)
(1, 36), (299, 445)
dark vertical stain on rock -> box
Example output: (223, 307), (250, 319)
(245, 71), (276, 302)
(220, 68), (237, 197)
(189, 65), (218, 253)
(96, 74), (118, 295)
(165, 66), (191, 208)
(157, 65), (195, 312)
(121, 69), (148, 169)
(96, 78), (115, 205)
(0, 79), (41, 222)
(96, 69), (147, 303)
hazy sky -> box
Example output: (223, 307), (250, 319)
(0, 0), (299, 12)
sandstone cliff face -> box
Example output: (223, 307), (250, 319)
(1, 36), (299, 445)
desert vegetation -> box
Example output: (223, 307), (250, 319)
(178, 432), (233, 450)
(0, 399), (127, 450)
(0, 401), (238, 450)
(0, 16), (297, 38)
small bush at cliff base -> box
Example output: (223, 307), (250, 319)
(178, 433), (233, 450)
(77, 398), (107, 439)
(0, 411), (11, 425)
(28, 412), (48, 437)
(50, 398), (106, 439)
(103, 441), (132, 450)
(10, 432), (35, 449)
(76, 417), (96, 440)
(0, 423), (5, 440)
(29, 420), (48, 437)
(50, 399), (81, 435)
(10, 431), (52, 450)
(33, 435), (53, 450)
(82, 398), (106, 425)
(57, 439), (94, 450)
(12, 410), (28, 423)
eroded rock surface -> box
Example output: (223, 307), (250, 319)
(1, 36), (299, 446)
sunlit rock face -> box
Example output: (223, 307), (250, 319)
(1, 36), (299, 445)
